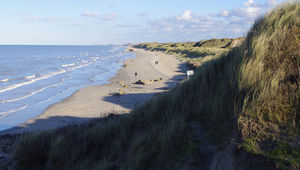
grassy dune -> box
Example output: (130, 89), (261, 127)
(12, 2), (299, 170)
(135, 38), (244, 68)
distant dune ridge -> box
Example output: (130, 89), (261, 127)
(192, 38), (245, 48)
(11, 2), (299, 170)
(135, 37), (245, 70)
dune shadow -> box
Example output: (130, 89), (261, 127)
(176, 62), (189, 73)
(104, 91), (162, 110)
(0, 116), (90, 136)
(0, 114), (125, 167)
(0, 113), (126, 136)
(159, 71), (187, 89)
(103, 58), (188, 110)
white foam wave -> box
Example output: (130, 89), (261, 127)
(35, 87), (71, 105)
(109, 46), (123, 53)
(61, 63), (75, 67)
(25, 74), (36, 79)
(0, 84), (69, 120)
(0, 70), (66, 93)
(0, 79), (9, 82)
(0, 105), (28, 119)
(0, 80), (64, 103)
(68, 63), (90, 71)
(63, 55), (76, 58)
(91, 57), (100, 62)
(80, 52), (89, 56)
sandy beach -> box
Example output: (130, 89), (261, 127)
(0, 48), (187, 135)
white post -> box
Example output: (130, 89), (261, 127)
(187, 70), (194, 79)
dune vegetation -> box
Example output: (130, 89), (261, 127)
(135, 37), (244, 69)
(12, 2), (299, 170)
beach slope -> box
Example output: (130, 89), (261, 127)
(1, 48), (187, 134)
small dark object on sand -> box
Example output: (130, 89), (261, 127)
(155, 61), (159, 64)
(135, 72), (138, 76)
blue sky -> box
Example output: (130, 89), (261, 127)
(0, 0), (284, 45)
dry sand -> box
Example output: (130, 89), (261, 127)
(0, 48), (187, 135)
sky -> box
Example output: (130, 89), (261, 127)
(0, 0), (285, 45)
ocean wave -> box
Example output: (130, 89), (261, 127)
(0, 78), (9, 82)
(91, 57), (100, 62)
(1, 75), (39, 83)
(36, 86), (72, 105)
(25, 74), (36, 79)
(0, 84), (70, 120)
(80, 52), (89, 56)
(0, 80), (64, 103)
(0, 105), (28, 119)
(109, 46), (123, 53)
(81, 60), (89, 63)
(66, 55), (76, 58)
(68, 63), (90, 71)
(61, 63), (75, 67)
(0, 70), (66, 93)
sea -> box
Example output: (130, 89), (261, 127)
(0, 45), (135, 131)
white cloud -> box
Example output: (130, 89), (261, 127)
(245, 0), (256, 6)
(116, 24), (138, 27)
(109, 3), (117, 7)
(81, 11), (118, 21)
(177, 10), (192, 20)
(233, 28), (243, 34)
(218, 10), (230, 17)
(230, 0), (262, 19)
(264, 0), (279, 9)
(24, 16), (70, 21)
(100, 13), (118, 21)
(15, 13), (28, 16)
(162, 27), (173, 31)
(81, 11), (99, 17)
(132, 0), (281, 42)
(137, 13), (148, 17)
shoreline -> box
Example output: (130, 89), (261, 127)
(0, 48), (187, 135)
